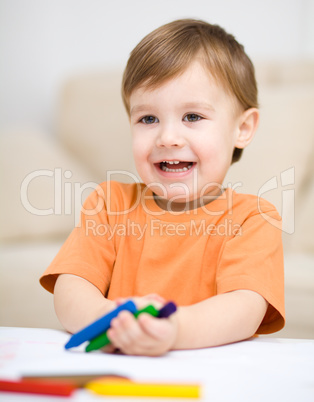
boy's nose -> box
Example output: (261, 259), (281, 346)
(156, 125), (186, 148)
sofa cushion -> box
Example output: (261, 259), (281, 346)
(0, 130), (98, 242)
(0, 242), (63, 329)
(58, 71), (138, 184)
(224, 83), (314, 253)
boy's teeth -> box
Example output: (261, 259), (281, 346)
(162, 166), (189, 172)
(160, 161), (193, 172)
(162, 161), (180, 165)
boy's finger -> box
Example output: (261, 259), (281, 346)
(111, 312), (139, 338)
(101, 343), (117, 354)
(137, 313), (170, 340)
(108, 313), (145, 351)
(115, 297), (128, 305)
(145, 293), (166, 303)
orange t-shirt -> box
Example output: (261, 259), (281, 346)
(40, 181), (285, 334)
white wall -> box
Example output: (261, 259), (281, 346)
(1, 0), (314, 133)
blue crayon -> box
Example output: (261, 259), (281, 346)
(65, 300), (137, 349)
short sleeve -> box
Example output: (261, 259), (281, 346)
(39, 184), (116, 295)
(216, 209), (285, 334)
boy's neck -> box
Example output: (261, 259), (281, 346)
(153, 189), (225, 212)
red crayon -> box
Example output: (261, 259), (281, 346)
(0, 378), (75, 397)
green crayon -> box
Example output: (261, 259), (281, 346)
(85, 305), (159, 352)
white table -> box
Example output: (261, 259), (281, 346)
(0, 327), (313, 401)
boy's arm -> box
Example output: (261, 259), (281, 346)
(174, 289), (268, 349)
(53, 274), (166, 335)
(53, 274), (116, 334)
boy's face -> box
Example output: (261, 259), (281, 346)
(129, 61), (246, 210)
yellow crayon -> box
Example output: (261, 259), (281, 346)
(86, 378), (201, 398)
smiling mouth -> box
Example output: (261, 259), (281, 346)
(158, 161), (195, 173)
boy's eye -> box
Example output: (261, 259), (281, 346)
(184, 114), (202, 122)
(140, 116), (159, 124)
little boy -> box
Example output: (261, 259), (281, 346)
(40, 19), (285, 356)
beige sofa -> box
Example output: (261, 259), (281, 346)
(1, 62), (314, 338)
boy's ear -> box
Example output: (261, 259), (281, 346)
(234, 108), (259, 149)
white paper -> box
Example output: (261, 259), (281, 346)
(1, 328), (314, 402)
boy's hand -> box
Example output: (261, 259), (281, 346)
(115, 293), (166, 311)
(105, 309), (178, 356)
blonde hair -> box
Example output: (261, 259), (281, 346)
(122, 19), (258, 163)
